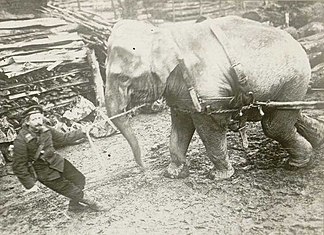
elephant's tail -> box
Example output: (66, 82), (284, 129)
(295, 112), (324, 150)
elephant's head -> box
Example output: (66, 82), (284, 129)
(105, 20), (180, 168)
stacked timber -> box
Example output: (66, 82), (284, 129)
(298, 30), (324, 90)
(49, 0), (111, 11)
(296, 21), (324, 91)
(242, 2), (324, 28)
(156, 1), (238, 22)
(0, 17), (95, 129)
(41, 5), (115, 71)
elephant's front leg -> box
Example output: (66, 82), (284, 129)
(191, 113), (234, 180)
(164, 108), (195, 179)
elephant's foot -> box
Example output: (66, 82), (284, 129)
(164, 162), (189, 179)
(208, 164), (235, 180)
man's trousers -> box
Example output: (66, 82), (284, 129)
(39, 159), (85, 201)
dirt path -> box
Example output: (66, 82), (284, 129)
(1, 103), (324, 234)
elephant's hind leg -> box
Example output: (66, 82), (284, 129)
(295, 112), (324, 149)
(261, 109), (313, 169)
(191, 113), (234, 180)
(164, 109), (195, 179)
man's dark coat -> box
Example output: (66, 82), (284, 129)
(13, 125), (85, 189)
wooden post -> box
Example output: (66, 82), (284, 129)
(199, 0), (203, 17)
(86, 48), (105, 107)
(172, 0), (175, 23)
(111, 0), (117, 19)
(77, 0), (81, 10)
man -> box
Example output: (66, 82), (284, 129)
(12, 105), (101, 212)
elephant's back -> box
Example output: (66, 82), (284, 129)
(211, 16), (311, 101)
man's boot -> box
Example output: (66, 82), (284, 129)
(79, 196), (103, 211)
(68, 200), (87, 212)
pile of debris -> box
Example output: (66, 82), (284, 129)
(0, 12), (118, 174)
(0, 17), (96, 129)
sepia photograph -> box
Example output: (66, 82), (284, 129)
(0, 0), (323, 234)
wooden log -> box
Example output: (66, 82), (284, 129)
(44, 5), (112, 33)
(297, 21), (324, 38)
(41, 9), (111, 45)
(170, 4), (235, 21)
(310, 62), (324, 88)
(308, 51), (324, 68)
(86, 48), (105, 107)
(299, 37), (324, 54)
(298, 32), (324, 42)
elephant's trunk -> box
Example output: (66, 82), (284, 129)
(106, 100), (144, 169)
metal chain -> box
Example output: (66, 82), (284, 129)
(171, 106), (239, 115)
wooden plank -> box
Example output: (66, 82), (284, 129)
(0, 18), (67, 29)
(2, 58), (87, 78)
(9, 90), (40, 100)
(12, 48), (87, 63)
(6, 81), (89, 100)
(0, 32), (83, 50)
(2, 64), (50, 78)
(0, 69), (87, 91)
(0, 42), (84, 60)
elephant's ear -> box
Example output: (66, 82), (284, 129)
(151, 29), (181, 84)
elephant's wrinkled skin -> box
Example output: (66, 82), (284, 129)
(105, 16), (324, 180)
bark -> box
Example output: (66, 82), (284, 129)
(308, 51), (324, 68)
(298, 33), (324, 54)
(297, 22), (324, 38)
(310, 63), (324, 88)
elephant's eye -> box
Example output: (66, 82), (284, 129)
(116, 74), (130, 83)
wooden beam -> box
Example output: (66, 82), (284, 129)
(86, 48), (105, 107)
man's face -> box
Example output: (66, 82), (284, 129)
(26, 113), (44, 131)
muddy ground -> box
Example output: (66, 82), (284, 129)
(1, 90), (324, 235)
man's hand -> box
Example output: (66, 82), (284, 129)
(23, 182), (41, 195)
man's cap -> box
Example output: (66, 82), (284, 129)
(22, 105), (44, 118)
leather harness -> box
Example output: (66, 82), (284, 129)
(173, 23), (258, 148)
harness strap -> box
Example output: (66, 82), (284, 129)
(178, 58), (202, 112)
(209, 24), (248, 88)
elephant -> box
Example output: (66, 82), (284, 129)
(104, 16), (324, 180)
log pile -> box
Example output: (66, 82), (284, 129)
(242, 2), (324, 28)
(41, 5), (116, 83)
(41, 5), (115, 53)
(0, 17), (95, 130)
(144, 1), (238, 22)
(49, 0), (117, 13)
(293, 19), (324, 90)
